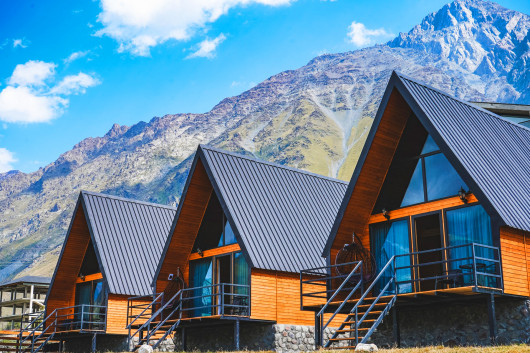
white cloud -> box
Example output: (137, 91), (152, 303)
(0, 86), (67, 123)
(13, 39), (29, 48)
(96, 0), (292, 56)
(0, 147), (17, 173)
(50, 73), (100, 95)
(64, 50), (90, 64)
(186, 34), (226, 59)
(347, 21), (394, 47)
(9, 61), (56, 87)
(0, 60), (99, 123)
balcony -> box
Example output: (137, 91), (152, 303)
(300, 243), (503, 310)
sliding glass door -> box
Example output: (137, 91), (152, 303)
(446, 205), (493, 286)
(189, 258), (213, 317)
(370, 219), (412, 294)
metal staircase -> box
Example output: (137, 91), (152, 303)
(17, 310), (58, 353)
(127, 283), (251, 351)
(127, 291), (183, 351)
(303, 257), (398, 349)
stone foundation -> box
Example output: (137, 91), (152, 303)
(172, 322), (349, 352)
(370, 297), (530, 348)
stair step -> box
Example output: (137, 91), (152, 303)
(0, 342), (32, 346)
(335, 328), (369, 333)
(329, 336), (365, 342)
(347, 310), (383, 317)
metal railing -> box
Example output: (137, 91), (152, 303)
(301, 243), (503, 349)
(127, 283), (250, 351)
(300, 261), (364, 309)
(126, 293), (164, 329)
(394, 243), (503, 293)
(17, 305), (106, 353)
(300, 262), (363, 347)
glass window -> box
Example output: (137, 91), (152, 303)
(400, 160), (424, 207)
(425, 153), (468, 201)
(421, 135), (440, 154)
(446, 205), (494, 286)
(370, 219), (412, 294)
(189, 258), (213, 317)
(223, 220), (237, 246)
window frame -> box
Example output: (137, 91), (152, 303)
(400, 148), (468, 208)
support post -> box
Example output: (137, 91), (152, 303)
(91, 333), (97, 353)
(182, 327), (187, 351)
(59, 340), (64, 353)
(234, 319), (240, 351)
(392, 306), (400, 348)
(314, 312), (321, 349)
(486, 294), (497, 344)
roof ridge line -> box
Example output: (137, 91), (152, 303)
(200, 145), (349, 185)
(396, 72), (530, 132)
(81, 190), (178, 211)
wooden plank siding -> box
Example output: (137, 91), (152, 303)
(46, 204), (91, 322)
(500, 226), (530, 297)
(156, 159), (213, 294)
(105, 294), (151, 335)
(330, 89), (411, 266)
(251, 269), (346, 326)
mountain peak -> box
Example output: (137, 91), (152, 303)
(388, 0), (529, 89)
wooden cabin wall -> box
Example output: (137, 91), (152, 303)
(46, 204), (91, 322)
(330, 90), (411, 263)
(156, 159), (213, 294)
(500, 226), (530, 297)
(106, 294), (151, 335)
(251, 269), (346, 326)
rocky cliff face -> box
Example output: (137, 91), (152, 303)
(1, 0), (528, 280)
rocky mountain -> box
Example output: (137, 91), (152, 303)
(1, 0), (529, 280)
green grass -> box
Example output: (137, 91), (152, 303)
(337, 346), (530, 353)
(122, 346), (530, 353)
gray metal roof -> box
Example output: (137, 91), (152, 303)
(81, 191), (177, 296)
(199, 145), (348, 273)
(397, 73), (530, 232)
(0, 276), (51, 287)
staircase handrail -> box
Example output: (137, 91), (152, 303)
(356, 276), (395, 329)
(143, 297), (183, 345)
(349, 255), (395, 315)
(360, 295), (397, 344)
(19, 311), (44, 337)
(316, 261), (363, 318)
(19, 309), (57, 350)
(126, 292), (164, 329)
(130, 289), (182, 340)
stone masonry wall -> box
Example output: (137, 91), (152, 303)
(172, 323), (350, 352)
(370, 298), (530, 348)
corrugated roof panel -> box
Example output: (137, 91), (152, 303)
(200, 146), (348, 273)
(82, 191), (177, 296)
(397, 73), (530, 232)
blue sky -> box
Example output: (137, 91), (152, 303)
(0, 0), (528, 173)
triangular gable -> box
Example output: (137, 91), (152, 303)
(45, 195), (104, 308)
(155, 145), (348, 289)
(324, 71), (530, 257)
(47, 191), (177, 308)
(154, 154), (217, 292)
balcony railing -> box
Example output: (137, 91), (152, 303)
(393, 243), (503, 294)
(300, 243), (502, 308)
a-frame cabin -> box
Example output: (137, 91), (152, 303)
(128, 145), (349, 351)
(305, 71), (530, 348)
(21, 191), (177, 353)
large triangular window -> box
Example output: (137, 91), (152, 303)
(78, 240), (101, 277)
(373, 116), (468, 213)
(192, 192), (237, 252)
